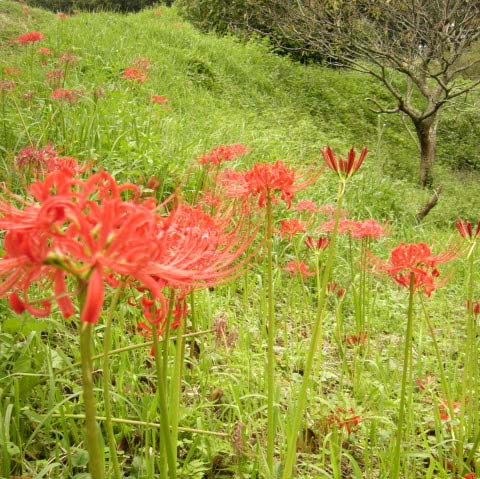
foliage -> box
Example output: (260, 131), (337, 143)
(24, 0), (158, 13)
(176, 0), (326, 62)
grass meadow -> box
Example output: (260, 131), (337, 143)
(0, 2), (479, 478)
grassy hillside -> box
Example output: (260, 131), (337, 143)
(1, 1), (478, 230)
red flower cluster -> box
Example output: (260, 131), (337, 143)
(278, 219), (306, 240)
(15, 145), (78, 176)
(4, 68), (20, 76)
(305, 236), (329, 251)
(151, 95), (169, 105)
(38, 48), (52, 56)
(132, 57), (151, 71)
(52, 88), (82, 103)
(327, 408), (362, 434)
(438, 401), (460, 421)
(220, 161), (314, 208)
(0, 164), (256, 325)
(44, 69), (64, 87)
(58, 53), (77, 65)
(199, 144), (249, 166)
(0, 80), (16, 93)
(319, 219), (387, 241)
(328, 282), (345, 298)
(322, 146), (368, 179)
(57, 13), (68, 19)
(456, 220), (480, 240)
(16, 32), (44, 44)
(345, 332), (367, 347)
(467, 300), (480, 316)
(282, 261), (314, 279)
(293, 200), (318, 213)
(122, 68), (148, 84)
(415, 375), (435, 392)
(371, 243), (454, 297)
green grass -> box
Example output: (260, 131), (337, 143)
(0, 2), (479, 478)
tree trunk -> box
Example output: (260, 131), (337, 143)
(414, 113), (439, 188)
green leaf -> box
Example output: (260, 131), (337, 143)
(2, 317), (50, 335)
(6, 441), (20, 456)
(72, 448), (90, 468)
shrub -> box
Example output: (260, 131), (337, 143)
(176, 0), (327, 63)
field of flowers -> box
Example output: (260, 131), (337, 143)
(0, 2), (479, 479)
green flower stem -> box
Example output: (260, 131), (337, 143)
(266, 195), (276, 477)
(282, 182), (345, 479)
(459, 246), (477, 471)
(11, 95), (33, 147)
(79, 321), (105, 479)
(152, 322), (177, 479)
(466, 248), (477, 435)
(170, 312), (187, 456)
(419, 295), (455, 425)
(391, 273), (415, 479)
(102, 287), (124, 479)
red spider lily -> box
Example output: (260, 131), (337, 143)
(321, 146), (368, 179)
(293, 200), (318, 213)
(44, 69), (64, 87)
(0, 80), (16, 93)
(282, 261), (314, 279)
(318, 204), (348, 219)
(16, 32), (44, 44)
(438, 401), (460, 421)
(199, 144), (249, 166)
(145, 203), (259, 288)
(122, 68), (148, 84)
(15, 145), (80, 176)
(305, 236), (329, 251)
(466, 300), (480, 316)
(220, 160), (315, 208)
(456, 220), (480, 240)
(464, 473), (476, 479)
(0, 170), (163, 322)
(16, 145), (57, 170)
(58, 53), (77, 65)
(0, 163), (258, 324)
(328, 282), (345, 298)
(319, 219), (386, 241)
(38, 48), (52, 56)
(52, 89), (82, 103)
(4, 68), (20, 76)
(132, 57), (151, 71)
(57, 13), (68, 19)
(151, 95), (169, 104)
(138, 291), (187, 334)
(200, 192), (221, 208)
(154, 10), (162, 15)
(327, 408), (362, 434)
(278, 219), (306, 240)
(416, 375), (435, 391)
(371, 243), (454, 297)
(345, 332), (367, 346)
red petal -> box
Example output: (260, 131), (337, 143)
(9, 292), (26, 314)
(80, 267), (104, 324)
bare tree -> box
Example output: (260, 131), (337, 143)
(253, 0), (480, 187)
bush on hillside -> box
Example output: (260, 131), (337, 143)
(24, 0), (160, 13)
(175, 0), (326, 63)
